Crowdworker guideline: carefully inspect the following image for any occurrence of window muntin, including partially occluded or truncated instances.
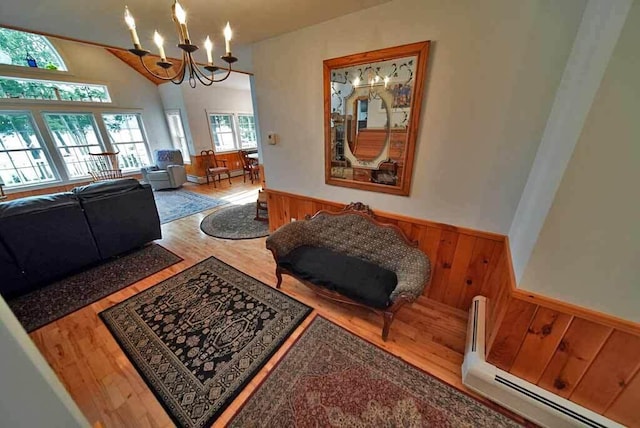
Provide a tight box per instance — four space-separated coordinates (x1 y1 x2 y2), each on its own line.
0 76 111 103
0 28 67 71
42 113 104 178
237 114 257 149
102 113 151 171
166 110 190 164
0 111 57 187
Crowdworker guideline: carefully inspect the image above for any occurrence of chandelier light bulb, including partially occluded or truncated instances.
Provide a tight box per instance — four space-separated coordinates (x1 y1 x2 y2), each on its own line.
174 1 187 24
384 76 390 88
353 76 360 87
204 36 213 65
124 6 141 47
153 30 166 61
124 7 136 29
224 22 232 54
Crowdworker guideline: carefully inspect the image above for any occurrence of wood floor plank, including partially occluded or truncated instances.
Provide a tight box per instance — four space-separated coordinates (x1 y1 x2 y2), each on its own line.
21 178 517 427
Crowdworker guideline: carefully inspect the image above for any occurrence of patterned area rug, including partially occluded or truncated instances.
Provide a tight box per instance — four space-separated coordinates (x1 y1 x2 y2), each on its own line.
100 257 311 428
231 316 521 427
8 244 182 333
153 189 228 224
200 203 269 240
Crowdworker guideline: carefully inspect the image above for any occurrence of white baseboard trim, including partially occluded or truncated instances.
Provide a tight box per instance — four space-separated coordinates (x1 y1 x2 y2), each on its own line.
463 297 623 428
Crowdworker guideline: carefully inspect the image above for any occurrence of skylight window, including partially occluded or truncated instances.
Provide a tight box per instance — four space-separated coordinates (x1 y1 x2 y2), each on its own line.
0 27 67 71
0 76 111 103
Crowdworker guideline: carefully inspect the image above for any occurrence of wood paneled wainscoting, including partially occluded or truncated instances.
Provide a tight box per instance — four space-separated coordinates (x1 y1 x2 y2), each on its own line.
185 152 245 180
264 188 510 313
264 188 640 427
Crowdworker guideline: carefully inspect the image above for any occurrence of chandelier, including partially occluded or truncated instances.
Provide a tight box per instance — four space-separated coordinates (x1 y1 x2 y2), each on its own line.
123 1 237 87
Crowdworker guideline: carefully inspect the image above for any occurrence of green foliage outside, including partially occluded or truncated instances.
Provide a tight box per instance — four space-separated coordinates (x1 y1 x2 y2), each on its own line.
0 77 110 102
0 28 65 69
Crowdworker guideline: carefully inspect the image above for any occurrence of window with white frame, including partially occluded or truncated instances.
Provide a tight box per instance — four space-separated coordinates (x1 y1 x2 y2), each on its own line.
0 111 57 187
0 76 111 103
237 114 257 149
165 110 190 164
42 113 105 178
208 113 257 152
208 114 236 152
102 113 151 171
0 27 67 70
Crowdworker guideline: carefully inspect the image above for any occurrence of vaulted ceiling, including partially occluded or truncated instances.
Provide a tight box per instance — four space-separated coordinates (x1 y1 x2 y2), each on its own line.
0 0 389 57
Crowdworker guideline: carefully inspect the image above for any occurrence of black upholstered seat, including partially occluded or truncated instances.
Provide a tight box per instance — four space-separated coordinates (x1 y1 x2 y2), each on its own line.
278 245 397 309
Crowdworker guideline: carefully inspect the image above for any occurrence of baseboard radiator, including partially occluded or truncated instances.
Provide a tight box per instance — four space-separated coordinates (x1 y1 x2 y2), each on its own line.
462 297 623 428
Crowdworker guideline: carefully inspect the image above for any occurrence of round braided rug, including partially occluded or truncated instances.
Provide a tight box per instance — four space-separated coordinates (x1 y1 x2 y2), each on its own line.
200 203 269 240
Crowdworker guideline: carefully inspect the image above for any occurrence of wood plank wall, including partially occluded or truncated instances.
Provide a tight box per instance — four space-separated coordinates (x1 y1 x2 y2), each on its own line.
264 188 508 312
486 248 640 427
265 188 640 426
185 153 244 178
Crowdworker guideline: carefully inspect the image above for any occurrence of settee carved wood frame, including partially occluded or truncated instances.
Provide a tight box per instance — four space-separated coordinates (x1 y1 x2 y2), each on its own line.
267 202 425 341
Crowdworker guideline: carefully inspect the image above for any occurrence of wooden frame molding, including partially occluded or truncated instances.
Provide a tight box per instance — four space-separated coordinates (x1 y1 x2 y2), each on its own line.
323 41 431 196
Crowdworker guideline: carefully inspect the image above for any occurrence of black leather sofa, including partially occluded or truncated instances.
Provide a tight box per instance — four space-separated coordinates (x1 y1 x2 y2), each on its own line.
0 179 161 299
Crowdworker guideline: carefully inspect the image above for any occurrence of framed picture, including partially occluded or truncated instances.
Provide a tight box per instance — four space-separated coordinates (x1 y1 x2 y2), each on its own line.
390 83 412 109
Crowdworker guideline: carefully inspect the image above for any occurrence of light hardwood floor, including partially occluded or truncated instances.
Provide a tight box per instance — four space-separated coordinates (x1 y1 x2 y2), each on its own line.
27 178 509 427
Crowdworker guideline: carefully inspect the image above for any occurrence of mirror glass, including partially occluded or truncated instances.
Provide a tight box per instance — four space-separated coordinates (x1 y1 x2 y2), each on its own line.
325 42 429 195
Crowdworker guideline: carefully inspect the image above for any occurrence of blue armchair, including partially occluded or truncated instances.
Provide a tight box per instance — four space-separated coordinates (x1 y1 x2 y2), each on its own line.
142 149 188 190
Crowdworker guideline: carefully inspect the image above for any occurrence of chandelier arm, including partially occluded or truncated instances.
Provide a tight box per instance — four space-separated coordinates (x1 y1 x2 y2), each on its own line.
137 55 183 81
189 58 234 84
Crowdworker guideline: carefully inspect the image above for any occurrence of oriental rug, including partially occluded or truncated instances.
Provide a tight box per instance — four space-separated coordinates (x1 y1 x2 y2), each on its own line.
153 189 227 224
230 316 521 427
99 256 311 428
8 244 181 332
200 203 269 240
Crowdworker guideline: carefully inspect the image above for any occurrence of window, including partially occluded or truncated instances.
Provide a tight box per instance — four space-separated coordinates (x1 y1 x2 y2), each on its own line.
102 113 151 171
237 114 257 149
165 110 190 164
208 113 258 152
208 114 236 152
0 76 111 103
0 111 57 187
43 113 104 178
0 28 67 70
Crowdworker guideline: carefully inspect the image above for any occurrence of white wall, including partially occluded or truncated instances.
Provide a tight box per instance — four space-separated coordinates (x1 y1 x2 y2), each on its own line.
179 82 254 154
0 297 88 427
520 0 640 322
508 0 632 282
252 0 586 234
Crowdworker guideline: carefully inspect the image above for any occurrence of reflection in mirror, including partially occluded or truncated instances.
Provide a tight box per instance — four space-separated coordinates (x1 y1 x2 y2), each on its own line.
325 42 429 195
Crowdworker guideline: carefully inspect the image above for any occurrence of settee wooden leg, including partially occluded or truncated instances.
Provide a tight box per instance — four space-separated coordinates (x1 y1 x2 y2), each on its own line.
382 311 394 341
275 268 283 289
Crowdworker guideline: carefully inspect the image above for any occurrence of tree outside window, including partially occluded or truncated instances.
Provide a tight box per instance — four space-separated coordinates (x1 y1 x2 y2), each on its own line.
0 28 67 70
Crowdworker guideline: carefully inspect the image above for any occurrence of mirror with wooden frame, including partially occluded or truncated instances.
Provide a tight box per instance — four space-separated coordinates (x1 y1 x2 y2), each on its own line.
324 41 430 196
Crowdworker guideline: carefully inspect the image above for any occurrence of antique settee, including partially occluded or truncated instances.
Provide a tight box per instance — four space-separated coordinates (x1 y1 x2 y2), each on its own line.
266 203 430 340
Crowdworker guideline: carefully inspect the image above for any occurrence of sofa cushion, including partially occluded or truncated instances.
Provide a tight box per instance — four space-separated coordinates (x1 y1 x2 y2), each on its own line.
72 178 142 199
278 245 397 309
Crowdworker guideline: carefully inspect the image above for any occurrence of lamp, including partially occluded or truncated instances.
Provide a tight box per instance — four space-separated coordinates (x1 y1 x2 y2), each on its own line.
124 1 237 88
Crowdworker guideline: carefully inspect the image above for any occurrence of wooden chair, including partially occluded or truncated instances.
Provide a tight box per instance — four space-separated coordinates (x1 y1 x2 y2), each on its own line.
239 150 260 184
201 150 231 187
255 189 268 221
88 151 123 182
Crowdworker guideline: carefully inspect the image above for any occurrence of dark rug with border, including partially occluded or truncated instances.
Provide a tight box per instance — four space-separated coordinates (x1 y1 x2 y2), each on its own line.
200 203 269 240
230 316 521 427
154 189 228 224
99 256 311 428
8 244 182 333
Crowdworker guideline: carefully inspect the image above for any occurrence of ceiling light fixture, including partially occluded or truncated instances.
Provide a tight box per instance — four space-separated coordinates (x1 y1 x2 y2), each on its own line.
124 1 237 87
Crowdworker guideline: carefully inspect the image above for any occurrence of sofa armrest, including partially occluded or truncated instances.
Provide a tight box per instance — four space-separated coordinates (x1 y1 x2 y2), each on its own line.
141 165 159 181
166 165 187 186
266 221 309 258
390 249 430 302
